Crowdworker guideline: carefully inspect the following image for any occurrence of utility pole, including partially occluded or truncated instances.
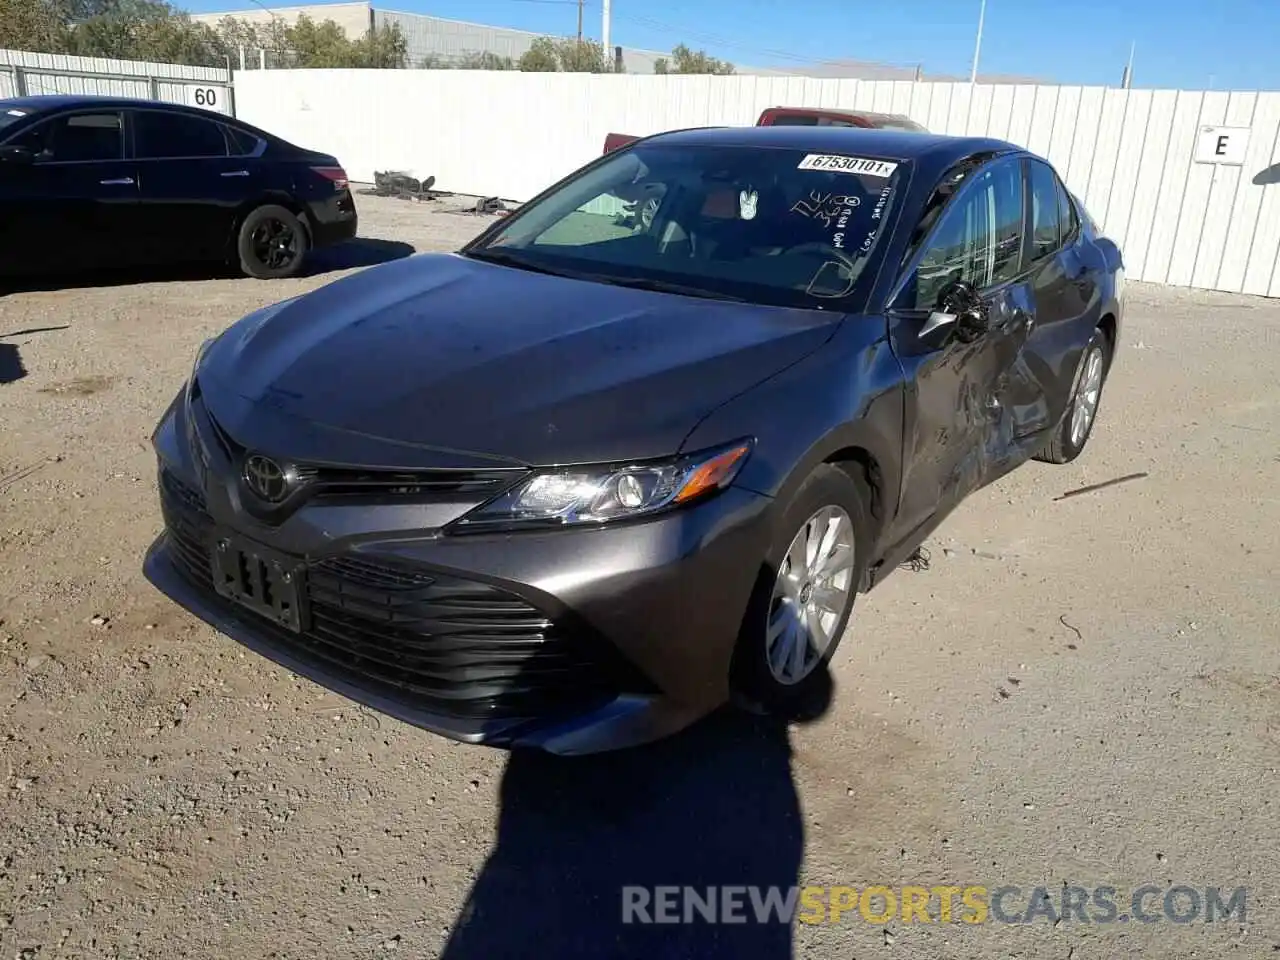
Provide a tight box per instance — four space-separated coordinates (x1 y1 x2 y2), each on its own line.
602 0 612 68
576 0 583 42
1121 40 1135 89
969 0 986 83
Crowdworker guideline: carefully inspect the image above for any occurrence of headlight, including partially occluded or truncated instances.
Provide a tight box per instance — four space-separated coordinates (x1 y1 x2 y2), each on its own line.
453 440 753 530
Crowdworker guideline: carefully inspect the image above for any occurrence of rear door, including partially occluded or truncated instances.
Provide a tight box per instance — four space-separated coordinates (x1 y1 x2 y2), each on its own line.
0 108 137 274
1008 158 1101 437
130 107 259 264
884 155 1036 545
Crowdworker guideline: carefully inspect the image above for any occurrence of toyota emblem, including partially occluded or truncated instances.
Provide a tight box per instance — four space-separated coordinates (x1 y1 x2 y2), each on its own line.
243 454 290 503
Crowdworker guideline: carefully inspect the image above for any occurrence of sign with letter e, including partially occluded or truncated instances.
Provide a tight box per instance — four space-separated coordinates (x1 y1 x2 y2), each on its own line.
1194 126 1250 165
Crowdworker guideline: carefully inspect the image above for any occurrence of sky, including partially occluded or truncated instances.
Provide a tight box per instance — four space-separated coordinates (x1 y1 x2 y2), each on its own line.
183 0 1280 91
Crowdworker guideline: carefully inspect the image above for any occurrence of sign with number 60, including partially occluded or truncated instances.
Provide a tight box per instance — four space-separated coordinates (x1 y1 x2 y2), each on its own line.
185 86 221 110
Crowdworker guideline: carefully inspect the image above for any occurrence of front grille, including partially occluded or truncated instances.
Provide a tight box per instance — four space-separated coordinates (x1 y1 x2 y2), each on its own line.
157 468 633 721
191 396 524 508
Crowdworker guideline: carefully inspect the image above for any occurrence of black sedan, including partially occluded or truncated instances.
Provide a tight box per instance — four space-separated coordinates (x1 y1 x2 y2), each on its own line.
0 95 357 280
143 126 1124 754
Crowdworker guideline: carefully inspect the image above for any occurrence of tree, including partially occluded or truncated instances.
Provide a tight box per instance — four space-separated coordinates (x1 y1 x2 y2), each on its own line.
517 36 559 72
0 0 407 69
654 43 734 75
457 50 514 70
0 0 72 53
516 36 608 73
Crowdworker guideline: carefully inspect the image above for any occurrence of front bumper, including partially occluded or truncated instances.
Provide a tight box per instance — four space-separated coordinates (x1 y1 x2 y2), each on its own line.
145 401 774 755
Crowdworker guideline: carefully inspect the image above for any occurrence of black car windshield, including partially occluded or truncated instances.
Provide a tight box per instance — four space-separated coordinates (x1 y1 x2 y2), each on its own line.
0 107 32 136
467 143 906 311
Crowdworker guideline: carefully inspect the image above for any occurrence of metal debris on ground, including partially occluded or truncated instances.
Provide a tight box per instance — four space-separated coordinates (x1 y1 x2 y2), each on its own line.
1059 615 1083 643
444 196 512 217
900 546 931 572
360 171 444 202
1052 471 1149 501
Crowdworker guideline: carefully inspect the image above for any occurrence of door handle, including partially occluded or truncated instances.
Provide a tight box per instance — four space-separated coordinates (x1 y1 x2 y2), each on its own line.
100 177 134 185
220 170 250 178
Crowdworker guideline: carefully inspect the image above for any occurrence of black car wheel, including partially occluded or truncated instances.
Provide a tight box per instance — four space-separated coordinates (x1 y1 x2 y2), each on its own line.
730 464 872 717
1034 325 1113 464
237 205 310 280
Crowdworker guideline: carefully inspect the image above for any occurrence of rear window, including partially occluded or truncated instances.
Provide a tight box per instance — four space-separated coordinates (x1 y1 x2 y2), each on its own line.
470 142 906 311
765 113 859 128
226 125 264 156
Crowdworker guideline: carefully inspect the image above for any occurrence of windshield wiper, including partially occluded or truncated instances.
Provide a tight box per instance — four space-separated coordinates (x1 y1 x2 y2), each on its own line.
464 247 582 279
582 275 747 303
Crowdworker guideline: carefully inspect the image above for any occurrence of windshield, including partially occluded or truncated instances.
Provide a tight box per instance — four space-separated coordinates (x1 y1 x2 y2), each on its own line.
0 107 32 137
466 142 906 311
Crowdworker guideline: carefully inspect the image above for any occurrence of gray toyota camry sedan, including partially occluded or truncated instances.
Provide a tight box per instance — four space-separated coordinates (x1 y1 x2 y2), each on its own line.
144 126 1124 754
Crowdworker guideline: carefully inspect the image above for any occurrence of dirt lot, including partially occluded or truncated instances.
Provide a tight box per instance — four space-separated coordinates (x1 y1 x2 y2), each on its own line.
1 194 1278 959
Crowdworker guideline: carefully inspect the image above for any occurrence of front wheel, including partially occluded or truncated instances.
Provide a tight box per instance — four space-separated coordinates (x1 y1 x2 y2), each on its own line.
237 204 310 280
730 464 872 717
1034 325 1112 464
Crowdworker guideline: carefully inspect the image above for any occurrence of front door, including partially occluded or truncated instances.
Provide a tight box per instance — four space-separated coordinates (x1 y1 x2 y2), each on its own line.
883 155 1034 546
0 109 137 275
130 108 254 265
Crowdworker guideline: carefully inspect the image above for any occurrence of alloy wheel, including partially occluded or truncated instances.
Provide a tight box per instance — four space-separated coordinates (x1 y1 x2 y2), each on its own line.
1070 344 1105 447
766 505 856 686
251 218 300 271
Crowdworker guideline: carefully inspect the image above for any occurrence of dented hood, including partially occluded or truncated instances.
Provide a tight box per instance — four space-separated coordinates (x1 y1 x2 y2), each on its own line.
198 253 841 466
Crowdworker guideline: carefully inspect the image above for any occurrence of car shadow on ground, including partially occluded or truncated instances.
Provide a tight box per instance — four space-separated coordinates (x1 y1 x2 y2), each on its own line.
0 238 416 294
303 238 416 274
440 668 833 960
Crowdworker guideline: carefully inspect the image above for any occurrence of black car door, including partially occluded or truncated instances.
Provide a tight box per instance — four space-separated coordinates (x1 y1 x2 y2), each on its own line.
0 108 138 275
883 155 1036 545
130 107 258 264
1005 159 1102 438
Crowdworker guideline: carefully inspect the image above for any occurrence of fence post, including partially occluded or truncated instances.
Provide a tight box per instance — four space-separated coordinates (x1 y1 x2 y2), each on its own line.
13 66 27 97
148 74 160 101
224 57 237 118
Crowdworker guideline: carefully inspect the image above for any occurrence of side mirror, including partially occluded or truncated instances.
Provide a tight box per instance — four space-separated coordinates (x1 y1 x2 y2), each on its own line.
0 145 34 165
920 278 989 343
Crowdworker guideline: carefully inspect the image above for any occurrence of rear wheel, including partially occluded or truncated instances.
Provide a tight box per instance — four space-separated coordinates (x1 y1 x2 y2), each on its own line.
237 204 309 280
1034 325 1112 464
730 464 872 717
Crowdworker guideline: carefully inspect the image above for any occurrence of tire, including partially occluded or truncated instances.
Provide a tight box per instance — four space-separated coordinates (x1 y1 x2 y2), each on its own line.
730 464 873 718
1034 325 1112 464
237 204 309 280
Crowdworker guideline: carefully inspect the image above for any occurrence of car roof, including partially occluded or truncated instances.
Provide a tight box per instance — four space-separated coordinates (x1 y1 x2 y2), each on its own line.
0 94 243 124
644 124 1018 166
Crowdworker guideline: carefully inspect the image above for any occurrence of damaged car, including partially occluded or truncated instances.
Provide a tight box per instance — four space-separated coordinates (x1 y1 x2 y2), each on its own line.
144 126 1124 755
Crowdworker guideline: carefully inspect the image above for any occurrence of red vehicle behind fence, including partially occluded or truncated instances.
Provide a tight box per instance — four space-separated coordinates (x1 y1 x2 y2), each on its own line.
603 106 927 153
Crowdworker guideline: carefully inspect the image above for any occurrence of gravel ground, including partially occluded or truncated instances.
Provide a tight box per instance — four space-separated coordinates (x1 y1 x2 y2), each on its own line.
1 194 1278 960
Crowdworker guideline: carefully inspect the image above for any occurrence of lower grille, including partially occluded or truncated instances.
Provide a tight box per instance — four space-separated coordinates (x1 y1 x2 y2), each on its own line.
157 469 633 721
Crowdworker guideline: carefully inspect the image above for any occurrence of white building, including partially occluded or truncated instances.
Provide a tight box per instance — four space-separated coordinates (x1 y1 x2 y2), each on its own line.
186 2 1042 81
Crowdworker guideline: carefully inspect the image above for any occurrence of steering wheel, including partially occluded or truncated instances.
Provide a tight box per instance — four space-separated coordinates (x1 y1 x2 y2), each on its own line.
782 242 858 273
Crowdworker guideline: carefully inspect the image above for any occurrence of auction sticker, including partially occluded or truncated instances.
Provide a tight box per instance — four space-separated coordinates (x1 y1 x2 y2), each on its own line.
797 154 898 178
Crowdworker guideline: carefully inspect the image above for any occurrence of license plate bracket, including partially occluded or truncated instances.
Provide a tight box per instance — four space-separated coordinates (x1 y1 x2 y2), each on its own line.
210 533 307 633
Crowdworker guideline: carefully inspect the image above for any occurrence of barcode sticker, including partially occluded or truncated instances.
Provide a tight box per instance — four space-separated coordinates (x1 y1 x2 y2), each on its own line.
797 155 899 178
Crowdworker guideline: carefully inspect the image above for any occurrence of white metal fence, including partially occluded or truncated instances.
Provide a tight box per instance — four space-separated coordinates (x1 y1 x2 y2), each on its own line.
0 49 234 116
233 70 1280 297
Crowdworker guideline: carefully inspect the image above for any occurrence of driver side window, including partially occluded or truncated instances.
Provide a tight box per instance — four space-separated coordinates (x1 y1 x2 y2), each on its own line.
908 158 1024 310
9 111 124 163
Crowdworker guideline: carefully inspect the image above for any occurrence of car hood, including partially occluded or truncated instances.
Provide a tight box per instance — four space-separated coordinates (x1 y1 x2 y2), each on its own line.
199 253 842 466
